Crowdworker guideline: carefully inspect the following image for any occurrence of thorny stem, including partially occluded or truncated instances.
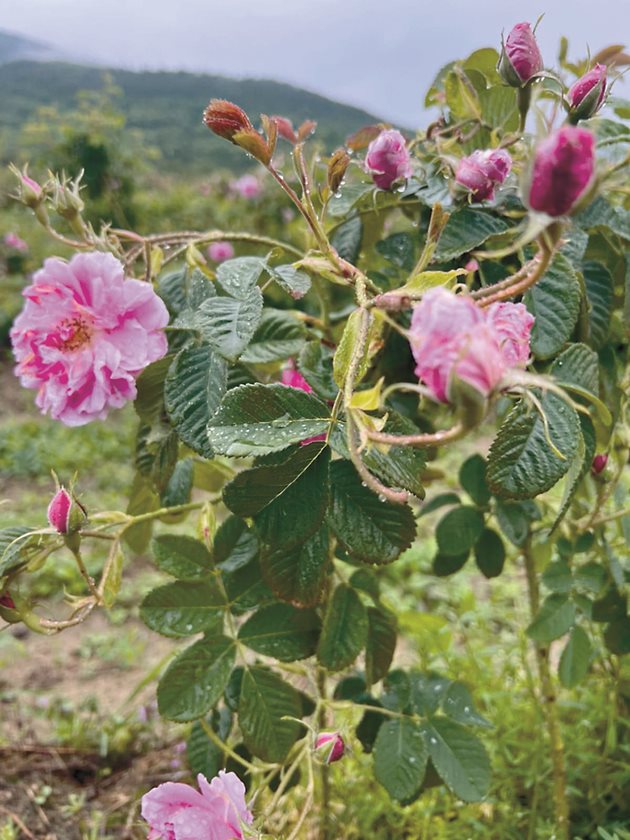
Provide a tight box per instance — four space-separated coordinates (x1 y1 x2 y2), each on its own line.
365 422 466 449
71 547 101 603
471 243 554 307
522 538 570 840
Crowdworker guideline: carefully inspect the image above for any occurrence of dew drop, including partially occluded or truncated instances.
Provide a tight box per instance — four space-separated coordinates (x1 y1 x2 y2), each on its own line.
464 706 470 714
430 737 437 744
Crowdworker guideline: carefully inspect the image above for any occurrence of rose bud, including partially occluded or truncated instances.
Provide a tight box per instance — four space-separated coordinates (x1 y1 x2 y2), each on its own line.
207 241 235 263
271 115 297 144
315 732 345 764
498 22 544 86
527 126 596 217
455 149 512 201
591 453 608 475
328 148 351 194
365 129 413 190
47 487 87 534
568 64 607 123
203 99 253 142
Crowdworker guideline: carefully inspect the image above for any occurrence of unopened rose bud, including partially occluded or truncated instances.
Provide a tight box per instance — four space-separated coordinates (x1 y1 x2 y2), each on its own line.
0 593 16 610
207 241 235 263
52 177 85 229
591 453 608 475
296 120 317 142
365 129 412 191
455 149 512 202
527 126 596 217
47 486 87 535
271 115 297 144
10 165 49 226
203 99 253 141
0 592 20 624
498 22 544 87
328 148 351 194
315 732 345 763
568 64 607 123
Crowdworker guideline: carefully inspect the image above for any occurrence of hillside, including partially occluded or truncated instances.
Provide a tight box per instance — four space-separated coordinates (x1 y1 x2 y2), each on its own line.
0 59 383 174
0 30 60 64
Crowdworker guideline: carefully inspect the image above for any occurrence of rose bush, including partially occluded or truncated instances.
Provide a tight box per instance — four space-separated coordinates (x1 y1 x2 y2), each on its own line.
1 17 628 840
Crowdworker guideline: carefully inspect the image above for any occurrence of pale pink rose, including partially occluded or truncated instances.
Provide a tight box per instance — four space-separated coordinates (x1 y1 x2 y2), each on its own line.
499 22 544 86
4 232 28 252
485 301 534 366
11 251 169 426
315 732 345 763
365 129 413 190
141 771 252 840
207 241 235 263
455 149 512 201
527 126 596 217
568 64 607 121
231 174 262 199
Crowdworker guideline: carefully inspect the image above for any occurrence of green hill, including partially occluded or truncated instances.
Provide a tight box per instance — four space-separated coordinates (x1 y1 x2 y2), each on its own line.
0 59 383 174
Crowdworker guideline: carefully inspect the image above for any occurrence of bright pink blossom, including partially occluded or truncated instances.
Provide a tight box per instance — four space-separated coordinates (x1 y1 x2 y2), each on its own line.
409 287 533 403
207 241 235 263
315 732 345 763
499 22 544 85
568 64 607 121
4 232 28 252
281 361 313 393
47 487 72 533
528 126 596 217
11 251 169 426
141 771 252 840
365 129 413 190
455 149 512 201
231 174 261 199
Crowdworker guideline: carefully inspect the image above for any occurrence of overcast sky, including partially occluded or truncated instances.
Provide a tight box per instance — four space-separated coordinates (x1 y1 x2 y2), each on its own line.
2 0 628 124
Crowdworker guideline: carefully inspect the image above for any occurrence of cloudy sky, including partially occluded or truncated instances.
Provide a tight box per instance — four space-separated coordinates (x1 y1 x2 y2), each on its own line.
2 0 628 123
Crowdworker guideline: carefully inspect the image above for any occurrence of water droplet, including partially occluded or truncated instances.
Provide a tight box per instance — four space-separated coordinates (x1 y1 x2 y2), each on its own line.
409 757 417 764
186 624 193 632
433 685 441 692
378 494 387 502
464 706 470 714
430 737 437 744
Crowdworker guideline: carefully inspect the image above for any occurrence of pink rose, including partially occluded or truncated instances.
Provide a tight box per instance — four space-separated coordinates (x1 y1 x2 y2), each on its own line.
4 232 28 252
409 288 533 404
527 126 596 217
499 22 544 86
11 251 169 426
455 149 512 201
281 361 313 393
568 64 607 122
365 129 413 190
47 487 72 533
141 770 253 840
231 174 261 199
207 241 235 263
315 732 345 763
591 453 608 475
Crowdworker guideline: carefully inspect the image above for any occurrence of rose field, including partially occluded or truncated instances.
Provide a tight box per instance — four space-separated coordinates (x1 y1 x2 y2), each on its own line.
0 11 629 840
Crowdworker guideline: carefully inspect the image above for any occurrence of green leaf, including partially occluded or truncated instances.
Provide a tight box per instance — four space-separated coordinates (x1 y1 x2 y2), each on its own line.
373 719 428 803
134 355 174 422
216 256 266 299
223 556 274 613
575 196 630 240
238 603 320 661
478 86 519 132
387 269 463 299
160 457 193 508
317 584 368 671
102 542 123 609
582 261 613 350
549 431 587 533
327 461 416 564
473 529 505 578
196 291 263 362
366 607 398 685
526 594 576 643
433 552 469 576
551 342 599 396
331 215 363 264
424 719 491 802
419 493 461 517
558 626 592 688
239 309 306 364
159 268 187 314
436 506 485 557
187 717 226 779
376 232 416 270
207 384 330 457
408 672 450 715
487 394 581 499
268 264 312 300
239 667 302 762
140 581 225 637
524 253 581 360
261 525 331 607
327 183 373 218
298 341 338 401
157 636 235 721
442 682 492 729
213 517 259 572
0 527 50 577
459 454 491 506
151 534 214 579
434 209 509 261
165 344 227 459
495 500 539 546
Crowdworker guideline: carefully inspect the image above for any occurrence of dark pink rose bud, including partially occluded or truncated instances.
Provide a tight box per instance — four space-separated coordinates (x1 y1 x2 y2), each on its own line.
591 453 608 475
315 732 345 763
365 129 413 190
455 149 512 201
499 22 544 86
47 487 87 534
528 126 596 217
568 64 607 123
0 593 16 610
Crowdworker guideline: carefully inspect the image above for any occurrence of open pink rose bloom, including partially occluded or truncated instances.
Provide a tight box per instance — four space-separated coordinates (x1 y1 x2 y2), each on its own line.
10 251 169 427
409 287 534 403
141 771 253 840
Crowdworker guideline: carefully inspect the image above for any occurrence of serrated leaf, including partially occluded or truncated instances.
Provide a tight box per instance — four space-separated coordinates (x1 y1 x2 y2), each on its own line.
434 209 509 261
239 309 306 364
157 635 235 721
558 626 592 688
366 607 397 685
389 269 464 298
261 524 331 607
549 431 586 533
151 534 214 579
374 719 428 803
298 341 338 401
433 552 469 576
213 517 259 573
524 253 581 360
526 594 576 643
495 500 539 546
268 264 312 299
327 183 373 218
0 527 50 577
442 682 492 729
436 506 484 556
196 290 263 362
216 257 266 299
327 461 416 564
239 667 302 762
223 556 274 613
331 215 363 264
140 581 225 637
424 719 491 802
238 603 320 661
473 529 505 579
161 457 193 508
317 584 368 671
207 384 330 457
376 232 415 270
187 716 226 779
134 355 174 422
575 196 630 240
582 261 613 350
165 345 227 459
487 394 581 499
